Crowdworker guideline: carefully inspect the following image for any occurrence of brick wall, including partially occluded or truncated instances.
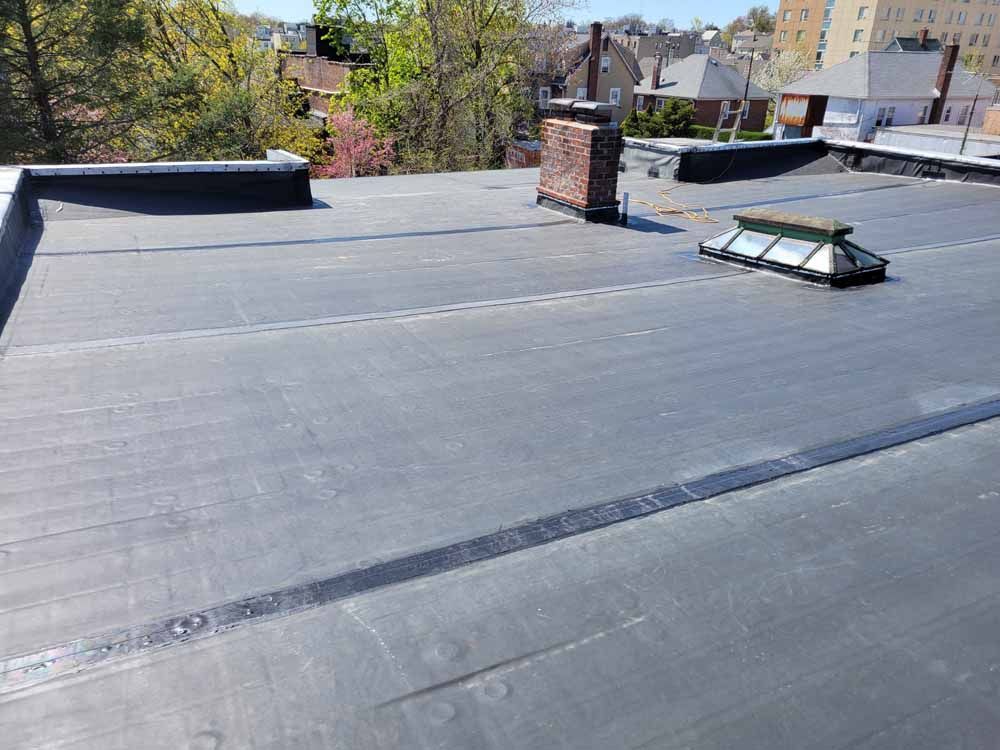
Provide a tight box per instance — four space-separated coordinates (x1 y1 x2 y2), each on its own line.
537 118 622 209
691 99 769 132
281 55 350 96
505 140 542 168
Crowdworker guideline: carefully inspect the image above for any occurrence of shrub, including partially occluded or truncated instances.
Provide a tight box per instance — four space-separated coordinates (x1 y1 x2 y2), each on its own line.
622 99 695 138
687 124 772 141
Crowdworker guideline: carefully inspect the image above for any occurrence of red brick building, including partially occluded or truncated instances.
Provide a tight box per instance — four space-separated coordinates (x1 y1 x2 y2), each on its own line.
634 54 771 132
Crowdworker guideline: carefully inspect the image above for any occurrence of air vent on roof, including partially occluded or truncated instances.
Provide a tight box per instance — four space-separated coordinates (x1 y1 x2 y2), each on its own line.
698 208 889 287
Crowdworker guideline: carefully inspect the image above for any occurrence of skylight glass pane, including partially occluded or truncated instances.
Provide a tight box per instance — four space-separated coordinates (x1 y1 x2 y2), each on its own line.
724 230 776 258
702 226 740 250
843 243 885 268
762 237 820 267
834 246 857 273
802 244 832 274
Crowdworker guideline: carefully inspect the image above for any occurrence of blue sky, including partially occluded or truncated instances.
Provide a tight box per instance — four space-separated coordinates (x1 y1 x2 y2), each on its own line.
233 0 769 29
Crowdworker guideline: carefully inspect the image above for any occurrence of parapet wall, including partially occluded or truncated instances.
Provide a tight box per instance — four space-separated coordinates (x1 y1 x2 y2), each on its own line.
0 169 29 302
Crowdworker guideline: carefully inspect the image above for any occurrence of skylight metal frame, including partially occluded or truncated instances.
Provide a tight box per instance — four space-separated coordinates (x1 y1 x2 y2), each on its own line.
698 209 889 287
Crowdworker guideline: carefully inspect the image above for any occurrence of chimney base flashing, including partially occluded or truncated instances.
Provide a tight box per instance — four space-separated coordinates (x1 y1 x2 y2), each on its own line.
536 192 621 224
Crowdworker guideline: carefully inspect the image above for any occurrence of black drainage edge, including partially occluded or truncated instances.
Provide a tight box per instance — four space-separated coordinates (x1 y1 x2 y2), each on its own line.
4 396 1000 693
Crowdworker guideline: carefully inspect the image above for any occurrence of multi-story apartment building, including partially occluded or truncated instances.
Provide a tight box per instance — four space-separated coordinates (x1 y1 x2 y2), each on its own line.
774 0 1000 78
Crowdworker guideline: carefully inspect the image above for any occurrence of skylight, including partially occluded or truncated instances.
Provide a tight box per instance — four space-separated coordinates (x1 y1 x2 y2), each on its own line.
698 208 889 287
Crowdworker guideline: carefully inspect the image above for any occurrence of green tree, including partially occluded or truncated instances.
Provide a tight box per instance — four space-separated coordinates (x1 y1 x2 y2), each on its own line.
0 0 148 162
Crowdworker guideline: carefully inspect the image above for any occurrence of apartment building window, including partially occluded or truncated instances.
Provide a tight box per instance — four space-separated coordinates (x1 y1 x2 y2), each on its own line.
600 55 610 73
984 33 991 45
609 87 621 106
914 8 924 20
853 28 865 41
877 28 887 40
947 10 954 23
783 9 792 20
944 105 952 121
958 105 970 124
779 30 789 41
993 54 1000 65
971 32 979 43
917 105 928 124
851 50 860 56
896 7 904 19
858 6 869 18
977 12 985 24
820 29 828 40
881 6 891 19
636 95 645 109
797 29 807 41
886 106 896 126
958 11 967 23
801 8 810 20
576 86 587 99
875 106 886 126
989 13 996 25
952 32 961 42
941 31 948 42
824 7 833 19
928 9 937 21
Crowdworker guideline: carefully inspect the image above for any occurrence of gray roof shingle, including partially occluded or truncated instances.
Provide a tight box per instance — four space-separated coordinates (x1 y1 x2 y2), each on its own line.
780 51 995 100
635 54 771 99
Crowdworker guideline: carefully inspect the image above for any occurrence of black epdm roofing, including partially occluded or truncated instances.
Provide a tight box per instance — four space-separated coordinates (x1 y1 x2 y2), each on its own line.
3 163 1000 749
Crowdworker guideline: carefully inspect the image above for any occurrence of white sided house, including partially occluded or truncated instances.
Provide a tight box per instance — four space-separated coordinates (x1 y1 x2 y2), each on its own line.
774 50 996 142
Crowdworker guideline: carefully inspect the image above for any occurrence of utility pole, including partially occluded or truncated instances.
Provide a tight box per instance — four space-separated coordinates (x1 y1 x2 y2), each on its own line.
741 34 757 128
960 70 985 156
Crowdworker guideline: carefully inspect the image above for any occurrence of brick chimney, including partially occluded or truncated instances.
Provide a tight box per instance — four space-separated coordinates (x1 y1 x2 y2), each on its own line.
917 27 929 49
929 44 960 124
536 100 623 224
652 52 663 90
587 22 602 100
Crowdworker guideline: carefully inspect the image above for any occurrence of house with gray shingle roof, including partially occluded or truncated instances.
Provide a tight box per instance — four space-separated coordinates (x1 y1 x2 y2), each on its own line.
774 50 996 141
633 54 771 131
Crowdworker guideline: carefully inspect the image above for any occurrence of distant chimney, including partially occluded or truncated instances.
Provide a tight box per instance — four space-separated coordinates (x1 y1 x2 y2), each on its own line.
587 22 602 100
917 27 929 48
537 100 623 224
652 52 663 89
929 44 960 124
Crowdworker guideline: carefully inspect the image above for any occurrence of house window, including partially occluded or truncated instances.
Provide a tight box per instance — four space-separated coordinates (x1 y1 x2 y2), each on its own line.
655 98 665 110
917 105 928 124
801 8 810 20
896 7 904 19
858 5 869 18
600 55 610 73
538 86 550 106
875 106 886 126
928 9 937 22
742 100 750 118
720 101 731 120
609 87 621 106
958 105 970 124
914 8 924 21
970 32 979 44
886 106 895 126
576 86 587 99
853 28 865 41
943 105 952 122
797 29 807 41
783 9 792 21
636 95 645 109
779 30 789 41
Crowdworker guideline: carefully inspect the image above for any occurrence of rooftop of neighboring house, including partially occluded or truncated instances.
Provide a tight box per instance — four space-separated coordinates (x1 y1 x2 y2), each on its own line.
636 53 772 99
3 140 1000 748
562 30 643 83
781 51 996 100
885 34 943 52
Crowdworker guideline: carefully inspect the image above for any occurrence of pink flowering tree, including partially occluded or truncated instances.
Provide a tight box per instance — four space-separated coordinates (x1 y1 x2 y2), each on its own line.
312 110 395 178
